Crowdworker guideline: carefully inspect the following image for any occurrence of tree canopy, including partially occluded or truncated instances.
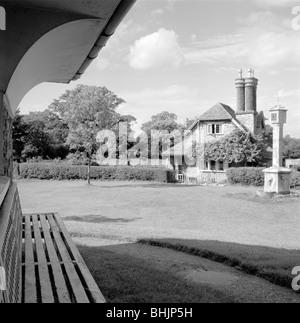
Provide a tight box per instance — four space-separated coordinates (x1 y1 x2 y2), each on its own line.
13 109 69 161
49 85 135 183
283 135 300 159
204 130 268 166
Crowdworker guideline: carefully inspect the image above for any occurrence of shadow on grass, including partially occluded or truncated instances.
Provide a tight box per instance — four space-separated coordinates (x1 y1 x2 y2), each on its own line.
77 243 235 303
138 238 300 292
64 215 142 224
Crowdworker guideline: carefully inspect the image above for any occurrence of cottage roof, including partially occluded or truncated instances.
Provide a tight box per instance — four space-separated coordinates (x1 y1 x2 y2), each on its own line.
199 103 236 121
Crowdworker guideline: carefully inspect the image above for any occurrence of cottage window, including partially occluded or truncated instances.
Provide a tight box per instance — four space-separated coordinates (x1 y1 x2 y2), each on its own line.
219 161 224 171
207 124 223 135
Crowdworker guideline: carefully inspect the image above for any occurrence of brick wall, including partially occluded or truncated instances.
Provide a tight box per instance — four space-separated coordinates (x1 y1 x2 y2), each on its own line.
2 104 13 178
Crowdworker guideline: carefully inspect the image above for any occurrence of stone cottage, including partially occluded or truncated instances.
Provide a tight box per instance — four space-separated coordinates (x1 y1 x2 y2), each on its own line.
163 69 266 177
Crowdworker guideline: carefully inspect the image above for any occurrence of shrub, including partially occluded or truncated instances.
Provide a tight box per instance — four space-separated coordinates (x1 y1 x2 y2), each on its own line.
291 170 300 188
18 163 176 183
227 167 265 186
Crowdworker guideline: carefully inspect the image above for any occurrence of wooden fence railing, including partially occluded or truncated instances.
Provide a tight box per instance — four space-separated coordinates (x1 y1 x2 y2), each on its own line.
0 180 22 304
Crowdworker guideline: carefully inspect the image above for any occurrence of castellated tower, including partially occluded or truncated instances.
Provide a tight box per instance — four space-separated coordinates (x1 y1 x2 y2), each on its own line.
235 68 259 134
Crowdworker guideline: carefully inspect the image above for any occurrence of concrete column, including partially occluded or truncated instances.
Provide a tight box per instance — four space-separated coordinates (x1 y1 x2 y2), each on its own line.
235 78 245 112
0 93 4 176
273 124 284 168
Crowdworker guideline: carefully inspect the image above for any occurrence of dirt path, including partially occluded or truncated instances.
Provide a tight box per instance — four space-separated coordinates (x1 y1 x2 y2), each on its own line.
76 239 300 304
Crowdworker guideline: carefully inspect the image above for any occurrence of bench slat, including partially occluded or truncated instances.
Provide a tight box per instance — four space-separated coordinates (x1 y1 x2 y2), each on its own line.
47 214 90 303
54 213 106 303
31 215 55 304
39 215 71 303
22 213 104 303
24 216 37 304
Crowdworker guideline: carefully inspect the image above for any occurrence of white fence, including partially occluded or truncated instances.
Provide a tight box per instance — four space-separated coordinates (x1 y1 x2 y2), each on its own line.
178 170 227 184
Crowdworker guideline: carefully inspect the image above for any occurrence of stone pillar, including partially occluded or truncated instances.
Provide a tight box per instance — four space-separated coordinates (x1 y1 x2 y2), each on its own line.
235 70 245 112
245 69 258 113
272 123 284 168
263 105 291 194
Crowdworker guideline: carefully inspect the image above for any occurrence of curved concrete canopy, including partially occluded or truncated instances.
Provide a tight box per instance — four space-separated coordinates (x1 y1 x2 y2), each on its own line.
5 19 105 115
0 0 136 116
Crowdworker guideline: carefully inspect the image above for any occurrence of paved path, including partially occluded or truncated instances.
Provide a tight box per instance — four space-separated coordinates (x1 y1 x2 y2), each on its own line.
18 180 300 249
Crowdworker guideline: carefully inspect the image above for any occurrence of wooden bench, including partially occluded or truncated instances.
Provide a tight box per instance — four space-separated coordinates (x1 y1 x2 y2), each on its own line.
0 180 105 303
22 213 106 303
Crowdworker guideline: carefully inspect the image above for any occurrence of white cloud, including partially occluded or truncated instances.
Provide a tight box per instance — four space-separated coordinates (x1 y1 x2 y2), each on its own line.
119 85 220 131
129 28 184 70
184 10 300 70
252 0 299 8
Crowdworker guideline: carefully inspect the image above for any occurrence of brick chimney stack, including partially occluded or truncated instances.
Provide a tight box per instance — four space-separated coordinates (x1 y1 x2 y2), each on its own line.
245 68 258 113
235 69 245 112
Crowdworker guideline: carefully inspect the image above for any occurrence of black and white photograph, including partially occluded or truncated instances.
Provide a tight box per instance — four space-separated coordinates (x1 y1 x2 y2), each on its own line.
0 0 300 308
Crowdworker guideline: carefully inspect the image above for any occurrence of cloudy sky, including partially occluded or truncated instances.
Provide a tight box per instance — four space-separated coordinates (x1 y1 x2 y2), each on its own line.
20 0 300 136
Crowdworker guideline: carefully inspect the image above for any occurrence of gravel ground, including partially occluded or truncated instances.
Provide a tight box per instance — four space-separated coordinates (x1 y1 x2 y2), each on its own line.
17 180 300 249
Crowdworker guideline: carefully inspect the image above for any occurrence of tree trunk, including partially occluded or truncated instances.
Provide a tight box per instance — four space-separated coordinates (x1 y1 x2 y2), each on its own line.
88 158 91 185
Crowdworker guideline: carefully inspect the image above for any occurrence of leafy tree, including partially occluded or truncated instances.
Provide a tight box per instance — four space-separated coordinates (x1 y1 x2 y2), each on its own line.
49 85 132 184
23 109 69 159
261 125 273 149
12 110 28 162
283 135 300 159
141 111 184 159
141 111 183 135
204 130 267 166
13 109 53 161
184 117 199 130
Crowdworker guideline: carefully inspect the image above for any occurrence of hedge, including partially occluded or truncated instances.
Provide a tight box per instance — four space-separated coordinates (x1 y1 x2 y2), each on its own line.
291 171 300 188
227 167 265 186
17 163 176 183
227 167 300 188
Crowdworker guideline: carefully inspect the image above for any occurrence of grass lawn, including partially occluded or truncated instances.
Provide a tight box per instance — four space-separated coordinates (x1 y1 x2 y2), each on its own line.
17 180 300 302
78 242 300 303
139 239 300 290
77 245 235 303
18 180 300 249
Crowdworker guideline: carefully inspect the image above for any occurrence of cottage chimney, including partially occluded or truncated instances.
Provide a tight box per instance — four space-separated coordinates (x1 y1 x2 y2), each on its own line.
245 68 258 113
235 69 245 112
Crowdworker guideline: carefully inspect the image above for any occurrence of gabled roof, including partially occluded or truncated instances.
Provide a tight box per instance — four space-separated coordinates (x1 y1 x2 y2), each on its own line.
188 103 236 131
199 103 236 121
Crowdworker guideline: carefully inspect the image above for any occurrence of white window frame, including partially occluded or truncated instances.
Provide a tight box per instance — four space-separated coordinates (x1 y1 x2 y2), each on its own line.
207 123 223 135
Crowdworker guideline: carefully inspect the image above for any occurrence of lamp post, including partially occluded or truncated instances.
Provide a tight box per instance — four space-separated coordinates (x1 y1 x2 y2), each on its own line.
263 105 291 194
